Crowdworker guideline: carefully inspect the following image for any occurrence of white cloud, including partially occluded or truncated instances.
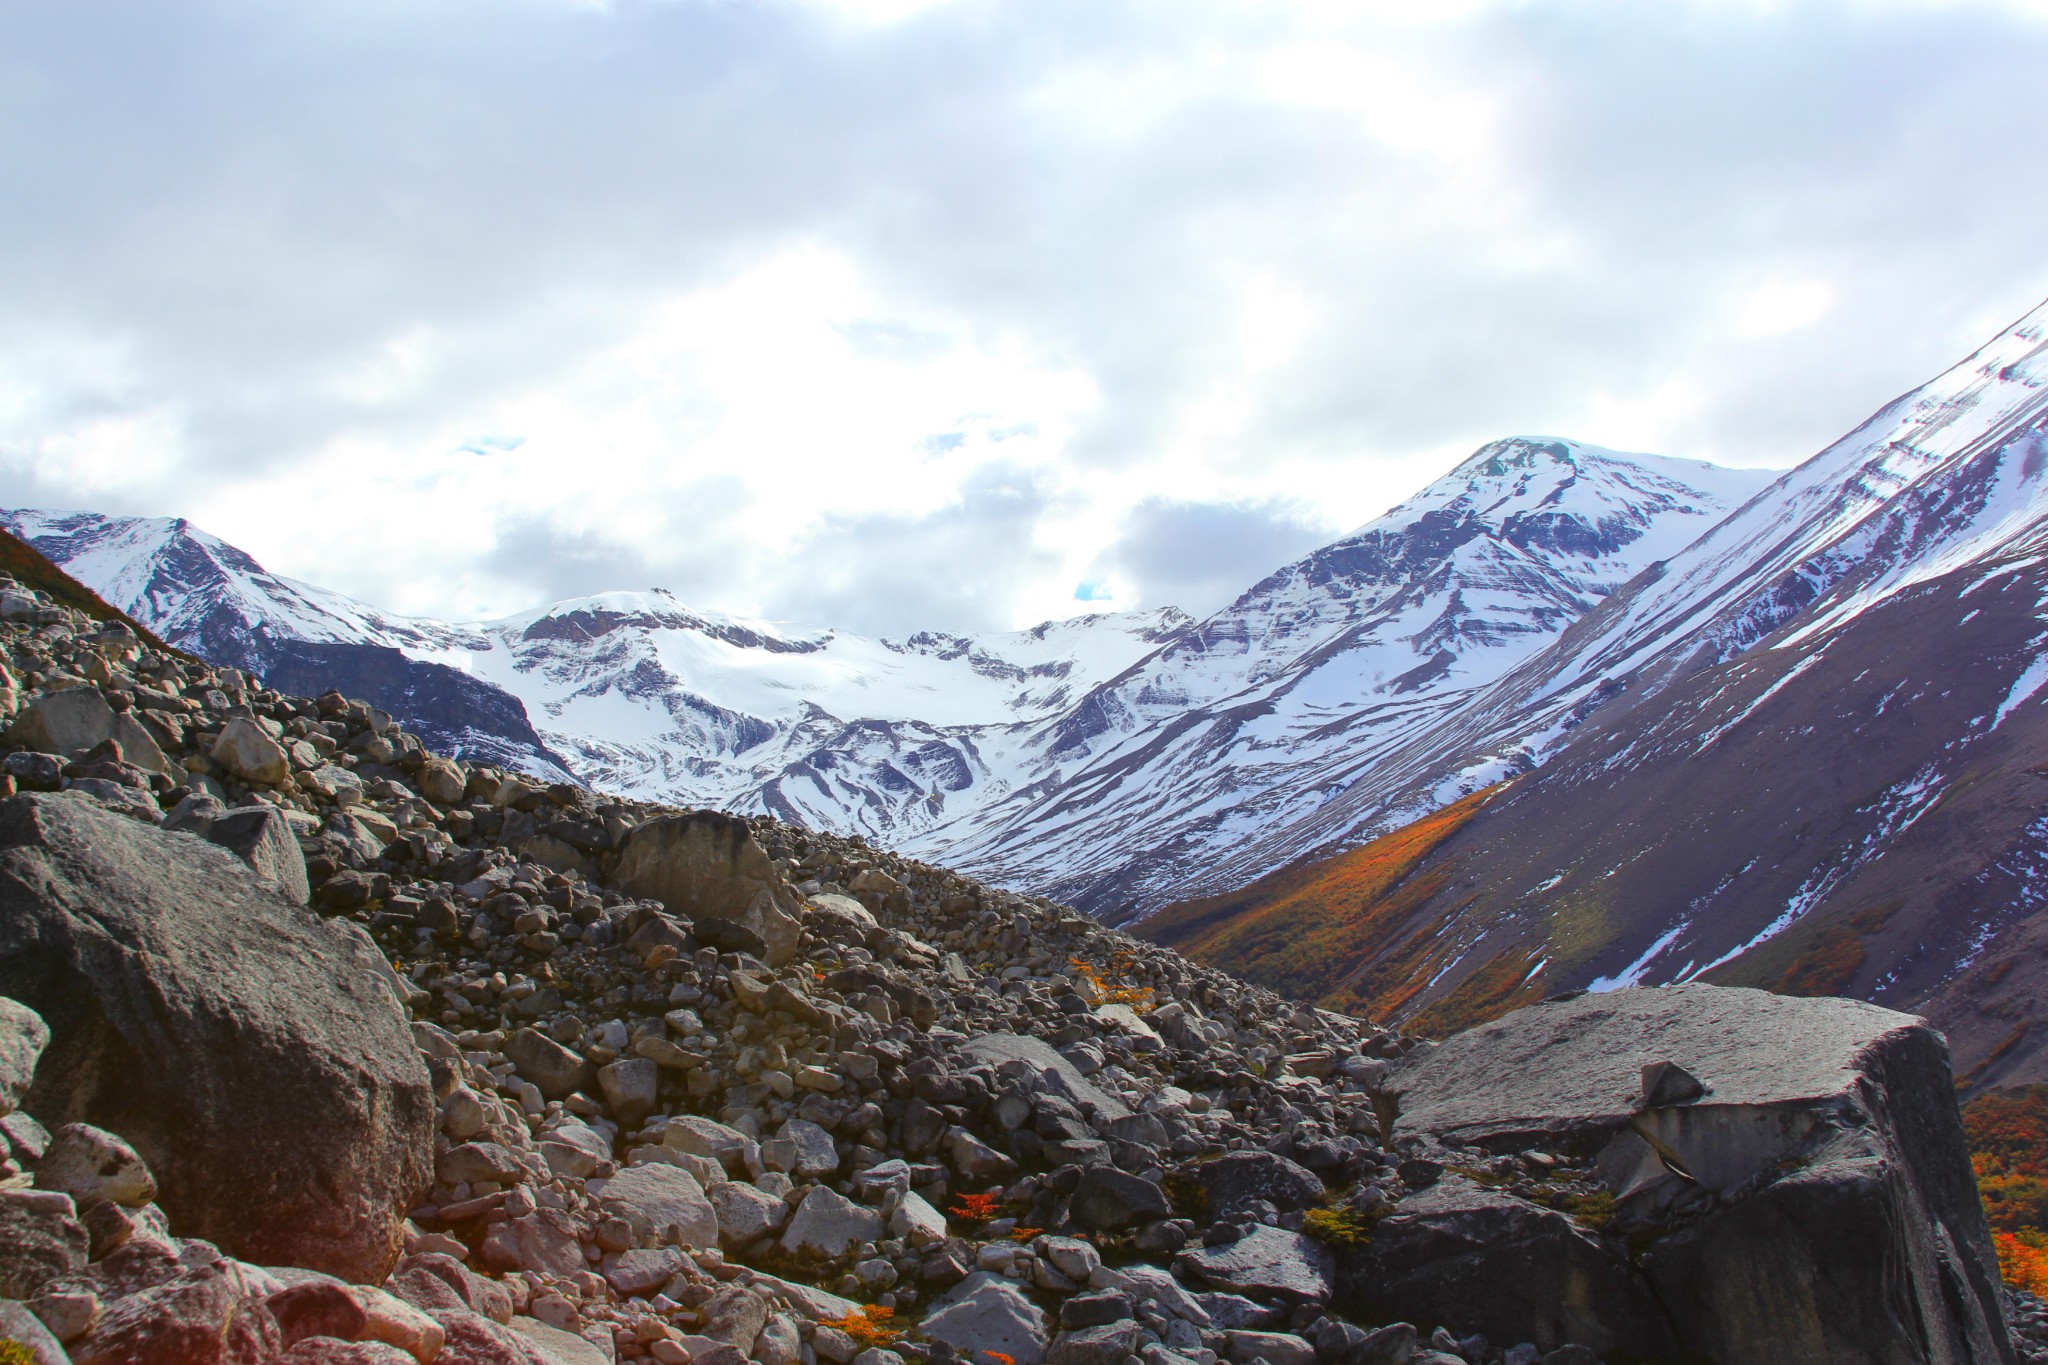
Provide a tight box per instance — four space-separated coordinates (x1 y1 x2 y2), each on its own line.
0 0 2046 632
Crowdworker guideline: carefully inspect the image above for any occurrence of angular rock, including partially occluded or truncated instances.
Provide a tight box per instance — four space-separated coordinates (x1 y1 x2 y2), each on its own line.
1386 984 2010 1362
1049 1322 1143 1365
602 1246 687 1297
504 1028 595 1103
211 716 291 785
0 793 434 1282
598 1056 658 1129
436 1142 530 1187
34 1122 156 1211
0 1190 89 1300
477 1209 586 1278
614 811 804 966
0 994 49 1115
711 1180 789 1248
415 758 468 806
775 1117 839 1178
599 1164 719 1249
69 1253 284 1365
1070 1166 1171 1232
9 689 168 774
202 804 311 904
1176 1225 1334 1305
922 1272 1052 1365
665 1115 754 1174
778 1186 883 1259
1224 1331 1315 1365
1194 1151 1325 1217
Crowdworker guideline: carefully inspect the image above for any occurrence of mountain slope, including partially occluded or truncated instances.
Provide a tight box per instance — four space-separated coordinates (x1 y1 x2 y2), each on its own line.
1143 296 2048 1089
0 508 1196 843
906 438 1769 919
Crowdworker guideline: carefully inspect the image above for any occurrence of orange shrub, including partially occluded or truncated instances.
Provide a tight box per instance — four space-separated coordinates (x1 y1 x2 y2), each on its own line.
949 1191 1003 1222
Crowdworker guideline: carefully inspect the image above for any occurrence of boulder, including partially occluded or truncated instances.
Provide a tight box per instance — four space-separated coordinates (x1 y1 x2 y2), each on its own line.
34 1122 157 1211
8 689 167 774
920 1272 1051 1365
504 1028 595 1102
1193 1151 1325 1217
775 1117 840 1178
201 805 311 905
0 1299 68 1365
1344 1177 1674 1357
0 1189 89 1299
210 716 291 785
711 1180 789 1247
1048 1322 1143 1365
1175 1225 1334 1305
415 757 468 806
1380 983 2011 1363
1070 1166 1171 1232
69 1250 284 1365
614 811 804 966
598 1164 719 1249
0 793 434 1282
597 1056 658 1129
0 994 48 1114
779 1186 883 1259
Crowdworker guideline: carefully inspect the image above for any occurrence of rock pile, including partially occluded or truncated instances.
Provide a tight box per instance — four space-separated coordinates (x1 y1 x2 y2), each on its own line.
0 571 2021 1365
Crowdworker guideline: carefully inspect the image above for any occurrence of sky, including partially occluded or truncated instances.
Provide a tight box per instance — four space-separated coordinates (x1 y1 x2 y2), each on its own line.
3 0 2048 636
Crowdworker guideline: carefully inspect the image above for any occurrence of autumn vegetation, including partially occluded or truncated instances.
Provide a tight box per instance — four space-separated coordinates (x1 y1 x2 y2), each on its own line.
1138 786 1504 1022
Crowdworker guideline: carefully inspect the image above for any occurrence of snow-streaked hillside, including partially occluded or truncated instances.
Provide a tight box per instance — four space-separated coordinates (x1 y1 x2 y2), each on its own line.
5 437 1761 913
0 505 1195 844
899 438 1770 918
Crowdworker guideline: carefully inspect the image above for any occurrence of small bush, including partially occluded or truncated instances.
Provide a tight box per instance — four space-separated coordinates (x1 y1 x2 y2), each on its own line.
821 1305 901 1349
1303 1206 1376 1248
1555 1190 1617 1230
0 1341 37 1365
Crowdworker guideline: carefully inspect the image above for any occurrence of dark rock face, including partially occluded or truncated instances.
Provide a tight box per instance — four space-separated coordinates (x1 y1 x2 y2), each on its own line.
0 792 435 1282
247 639 574 779
1372 984 2012 1363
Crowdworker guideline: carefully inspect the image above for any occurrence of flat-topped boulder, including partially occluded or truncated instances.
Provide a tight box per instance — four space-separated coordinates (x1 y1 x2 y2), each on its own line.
1361 984 2009 1363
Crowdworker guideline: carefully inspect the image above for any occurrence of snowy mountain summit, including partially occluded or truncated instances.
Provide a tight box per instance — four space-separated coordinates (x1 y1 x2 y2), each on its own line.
2 434 1763 916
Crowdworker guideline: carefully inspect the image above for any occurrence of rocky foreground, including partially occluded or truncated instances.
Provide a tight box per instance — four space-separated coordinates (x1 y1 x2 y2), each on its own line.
0 573 2032 1365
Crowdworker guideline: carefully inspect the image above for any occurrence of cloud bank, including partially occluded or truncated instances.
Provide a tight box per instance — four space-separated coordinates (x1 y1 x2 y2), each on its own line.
3 0 2046 634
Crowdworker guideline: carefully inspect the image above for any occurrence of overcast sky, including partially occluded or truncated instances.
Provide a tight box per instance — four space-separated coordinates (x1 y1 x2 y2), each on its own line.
4 0 2047 635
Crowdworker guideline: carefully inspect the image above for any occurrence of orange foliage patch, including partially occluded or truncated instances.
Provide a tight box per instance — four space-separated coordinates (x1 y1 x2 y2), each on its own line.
821 1306 900 1349
980 1353 1016 1365
948 1192 1003 1222
1139 786 1505 1019
1069 951 1155 1012
1776 926 1866 997
1998 1232 2048 1297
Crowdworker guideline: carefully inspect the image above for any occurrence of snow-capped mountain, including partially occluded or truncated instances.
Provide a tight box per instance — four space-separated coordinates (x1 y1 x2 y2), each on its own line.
1142 296 2048 1087
3 439 1761 915
0 507 1196 844
903 438 1768 919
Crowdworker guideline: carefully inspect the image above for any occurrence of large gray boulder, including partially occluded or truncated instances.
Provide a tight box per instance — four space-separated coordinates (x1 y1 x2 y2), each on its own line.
955 1033 1133 1121
614 811 803 966
1369 984 2011 1363
0 793 435 1282
920 1272 1051 1365
6 687 168 775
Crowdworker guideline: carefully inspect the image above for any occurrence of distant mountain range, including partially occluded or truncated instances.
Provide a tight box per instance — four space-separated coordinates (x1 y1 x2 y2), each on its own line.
19 295 2048 1092
3 435 1758 918
1140 296 2048 1090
